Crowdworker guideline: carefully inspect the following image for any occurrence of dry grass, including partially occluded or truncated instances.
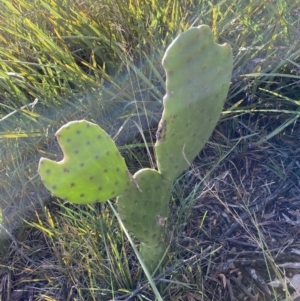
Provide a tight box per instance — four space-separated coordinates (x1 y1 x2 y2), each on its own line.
0 0 300 300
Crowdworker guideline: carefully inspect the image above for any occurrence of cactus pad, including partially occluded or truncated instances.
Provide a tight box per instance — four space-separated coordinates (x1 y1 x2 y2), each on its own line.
154 25 233 181
38 120 131 204
117 168 171 272
117 168 170 245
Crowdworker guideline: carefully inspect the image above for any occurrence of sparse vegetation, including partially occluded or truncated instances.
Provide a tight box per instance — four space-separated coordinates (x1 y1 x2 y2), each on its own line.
0 0 300 300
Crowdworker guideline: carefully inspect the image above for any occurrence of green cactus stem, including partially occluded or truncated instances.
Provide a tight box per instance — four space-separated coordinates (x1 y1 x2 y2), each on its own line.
154 25 233 182
117 168 171 273
39 120 131 204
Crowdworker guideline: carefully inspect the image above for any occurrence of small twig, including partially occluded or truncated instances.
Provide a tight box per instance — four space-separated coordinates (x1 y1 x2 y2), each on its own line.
225 238 259 248
230 276 258 301
226 278 235 301
244 267 271 295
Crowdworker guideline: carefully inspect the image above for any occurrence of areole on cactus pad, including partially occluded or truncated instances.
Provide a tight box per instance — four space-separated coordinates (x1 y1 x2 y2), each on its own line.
38 25 233 274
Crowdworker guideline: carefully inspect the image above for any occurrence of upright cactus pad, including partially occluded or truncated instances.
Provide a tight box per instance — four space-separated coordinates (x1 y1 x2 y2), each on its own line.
117 168 171 272
39 120 131 204
154 25 233 181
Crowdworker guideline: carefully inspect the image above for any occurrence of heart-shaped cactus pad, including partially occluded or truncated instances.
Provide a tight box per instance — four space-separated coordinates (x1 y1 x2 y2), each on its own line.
38 120 131 204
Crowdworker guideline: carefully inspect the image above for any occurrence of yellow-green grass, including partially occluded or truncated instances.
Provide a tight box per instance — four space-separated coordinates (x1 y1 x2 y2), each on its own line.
0 0 300 300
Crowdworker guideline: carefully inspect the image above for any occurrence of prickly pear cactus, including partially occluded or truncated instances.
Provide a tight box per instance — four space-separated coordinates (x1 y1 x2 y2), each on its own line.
39 120 131 204
117 168 171 273
37 25 233 276
154 25 233 181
